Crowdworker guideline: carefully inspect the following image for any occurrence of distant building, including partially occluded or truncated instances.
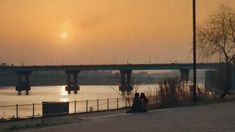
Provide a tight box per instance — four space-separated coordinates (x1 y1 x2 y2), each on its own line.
205 68 235 92
0 63 14 66
80 70 112 75
0 63 7 66
205 70 216 91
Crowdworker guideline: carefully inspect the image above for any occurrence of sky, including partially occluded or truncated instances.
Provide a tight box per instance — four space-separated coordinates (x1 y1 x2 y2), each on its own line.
0 0 235 65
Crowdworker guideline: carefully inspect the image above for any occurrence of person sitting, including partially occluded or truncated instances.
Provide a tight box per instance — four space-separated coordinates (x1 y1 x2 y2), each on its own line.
140 92 149 112
126 92 141 113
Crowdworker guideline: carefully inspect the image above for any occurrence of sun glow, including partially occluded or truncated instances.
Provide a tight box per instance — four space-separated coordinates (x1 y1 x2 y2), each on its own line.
60 86 69 102
61 32 69 39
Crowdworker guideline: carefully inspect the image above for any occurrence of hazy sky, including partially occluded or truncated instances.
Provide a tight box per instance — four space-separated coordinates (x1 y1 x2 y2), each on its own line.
0 0 235 65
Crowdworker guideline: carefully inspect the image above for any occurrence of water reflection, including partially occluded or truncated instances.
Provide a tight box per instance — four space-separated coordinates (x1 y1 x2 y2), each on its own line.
60 86 69 102
0 85 159 106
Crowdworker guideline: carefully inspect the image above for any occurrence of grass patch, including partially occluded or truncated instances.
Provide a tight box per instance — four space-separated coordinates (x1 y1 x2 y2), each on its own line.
7 121 51 131
5 116 80 131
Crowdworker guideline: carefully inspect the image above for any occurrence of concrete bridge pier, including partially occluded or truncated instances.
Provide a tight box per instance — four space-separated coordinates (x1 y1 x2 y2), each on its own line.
180 69 190 82
119 70 133 93
65 70 80 94
16 71 31 95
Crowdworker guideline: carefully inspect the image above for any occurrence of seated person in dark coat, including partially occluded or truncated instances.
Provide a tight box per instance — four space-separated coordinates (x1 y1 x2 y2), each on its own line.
140 92 149 112
126 92 141 113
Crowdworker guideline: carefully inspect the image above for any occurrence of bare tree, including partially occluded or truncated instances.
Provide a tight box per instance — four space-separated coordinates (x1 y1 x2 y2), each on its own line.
197 5 235 98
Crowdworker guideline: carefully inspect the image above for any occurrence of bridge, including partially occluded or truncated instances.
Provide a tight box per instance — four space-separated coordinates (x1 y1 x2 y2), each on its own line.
0 63 221 72
0 63 222 95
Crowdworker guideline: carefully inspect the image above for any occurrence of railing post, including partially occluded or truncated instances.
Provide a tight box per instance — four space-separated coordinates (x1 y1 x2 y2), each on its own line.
125 98 128 108
117 98 119 109
97 99 99 111
86 100 88 112
107 99 109 110
16 104 19 119
148 96 151 105
74 100 76 114
32 103 35 118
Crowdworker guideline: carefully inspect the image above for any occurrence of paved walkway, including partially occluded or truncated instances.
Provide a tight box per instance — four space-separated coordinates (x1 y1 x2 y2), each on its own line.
16 101 235 132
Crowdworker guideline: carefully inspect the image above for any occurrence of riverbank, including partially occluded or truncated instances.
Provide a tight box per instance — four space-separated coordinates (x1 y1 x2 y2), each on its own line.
1 100 235 132
0 109 128 131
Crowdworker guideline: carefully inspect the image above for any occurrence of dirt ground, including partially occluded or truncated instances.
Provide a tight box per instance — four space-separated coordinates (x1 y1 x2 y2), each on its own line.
2 101 235 132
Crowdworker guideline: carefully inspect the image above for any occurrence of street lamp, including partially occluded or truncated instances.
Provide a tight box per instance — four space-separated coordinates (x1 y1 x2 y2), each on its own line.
192 0 197 102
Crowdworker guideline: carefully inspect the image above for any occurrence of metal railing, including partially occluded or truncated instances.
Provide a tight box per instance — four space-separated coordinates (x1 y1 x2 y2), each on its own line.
0 97 134 121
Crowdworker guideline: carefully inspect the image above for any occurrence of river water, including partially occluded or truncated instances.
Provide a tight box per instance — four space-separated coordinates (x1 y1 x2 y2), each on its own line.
0 85 158 119
0 85 158 105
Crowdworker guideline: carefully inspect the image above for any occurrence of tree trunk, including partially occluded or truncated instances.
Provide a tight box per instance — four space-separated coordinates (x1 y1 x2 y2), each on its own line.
220 61 231 99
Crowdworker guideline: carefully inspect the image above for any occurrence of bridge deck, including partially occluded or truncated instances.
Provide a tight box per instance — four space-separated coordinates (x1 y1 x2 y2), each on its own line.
0 63 222 72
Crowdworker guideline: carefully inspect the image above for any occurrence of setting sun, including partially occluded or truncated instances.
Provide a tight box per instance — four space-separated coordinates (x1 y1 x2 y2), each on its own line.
61 32 69 39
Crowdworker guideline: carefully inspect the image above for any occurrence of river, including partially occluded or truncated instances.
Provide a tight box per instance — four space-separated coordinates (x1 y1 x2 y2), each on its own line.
0 85 158 119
